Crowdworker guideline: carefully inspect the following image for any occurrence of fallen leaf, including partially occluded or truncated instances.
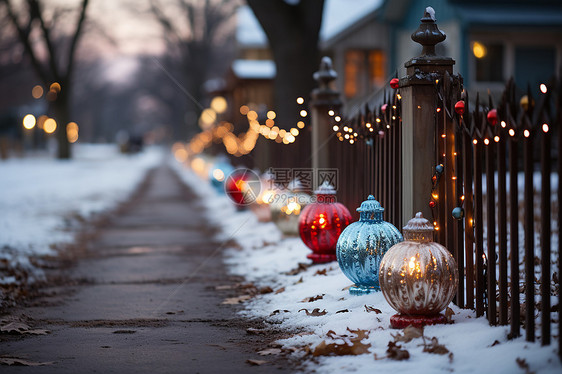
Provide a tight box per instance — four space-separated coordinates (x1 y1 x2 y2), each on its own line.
259 286 274 294
246 359 268 366
445 307 455 322
422 337 449 355
300 294 324 302
516 358 534 374
491 340 500 347
336 309 349 314
0 357 54 366
298 308 327 316
392 325 423 343
364 305 382 314
274 287 285 294
386 341 410 360
269 309 290 316
294 277 304 285
341 285 352 291
448 352 454 363
257 348 282 356
222 295 252 305
285 263 309 276
314 269 328 276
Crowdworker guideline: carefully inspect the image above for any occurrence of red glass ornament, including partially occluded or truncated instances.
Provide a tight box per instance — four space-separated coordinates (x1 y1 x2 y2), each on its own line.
487 109 498 125
390 78 399 89
454 100 465 115
299 183 352 263
429 201 436 208
224 169 260 205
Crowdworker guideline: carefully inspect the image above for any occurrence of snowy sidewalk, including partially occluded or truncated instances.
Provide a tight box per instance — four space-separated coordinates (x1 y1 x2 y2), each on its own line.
0 164 292 373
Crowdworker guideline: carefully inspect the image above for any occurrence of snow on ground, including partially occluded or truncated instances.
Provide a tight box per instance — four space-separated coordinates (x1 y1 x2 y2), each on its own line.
0 144 162 285
173 159 561 374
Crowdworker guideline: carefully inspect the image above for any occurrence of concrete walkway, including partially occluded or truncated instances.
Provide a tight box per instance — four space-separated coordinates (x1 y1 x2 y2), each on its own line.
1 165 291 373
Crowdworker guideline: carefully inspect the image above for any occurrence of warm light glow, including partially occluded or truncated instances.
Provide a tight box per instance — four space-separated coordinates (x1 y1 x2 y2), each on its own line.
318 213 327 229
199 108 217 129
32 85 43 99
509 129 515 137
290 128 299 136
267 111 276 120
300 110 308 117
343 126 349 132
436 107 441 113
484 138 490 145
366 123 371 128
349 139 355 144
296 97 304 105
334 116 341 122
494 136 500 142
174 148 188 162
432 193 439 200
441 133 446 138
540 84 547 94
50 82 61 93
22 114 36 129
328 110 335 116
66 122 79 143
43 118 57 134
265 118 274 127
210 96 227 114
461 195 465 201
212 168 225 182
408 256 416 271
333 125 339 131
283 201 301 215
542 123 549 133
240 105 249 115
247 110 258 121
500 121 507 128
472 41 487 59
397 94 402 100
524 129 530 138
297 121 305 129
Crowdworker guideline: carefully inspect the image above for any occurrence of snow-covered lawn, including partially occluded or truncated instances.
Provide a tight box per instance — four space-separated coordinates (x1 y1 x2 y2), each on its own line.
173 160 561 374
0 144 162 286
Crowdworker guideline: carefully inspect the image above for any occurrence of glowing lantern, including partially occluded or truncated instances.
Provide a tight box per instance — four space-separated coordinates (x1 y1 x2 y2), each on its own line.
270 180 311 236
298 182 352 263
336 196 402 295
379 212 458 328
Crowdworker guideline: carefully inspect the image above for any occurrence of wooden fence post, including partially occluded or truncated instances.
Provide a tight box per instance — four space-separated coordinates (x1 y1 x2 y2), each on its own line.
399 8 454 226
311 57 342 190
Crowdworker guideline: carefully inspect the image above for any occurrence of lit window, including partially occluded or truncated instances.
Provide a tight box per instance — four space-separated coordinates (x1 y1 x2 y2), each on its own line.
344 49 386 98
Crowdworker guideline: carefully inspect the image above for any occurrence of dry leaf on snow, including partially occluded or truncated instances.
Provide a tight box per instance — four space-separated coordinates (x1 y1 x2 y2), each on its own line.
392 325 423 343
313 328 371 357
386 341 410 360
300 294 324 302
422 336 450 355
298 308 327 316
364 305 382 314
269 309 290 316
274 287 285 294
257 348 282 356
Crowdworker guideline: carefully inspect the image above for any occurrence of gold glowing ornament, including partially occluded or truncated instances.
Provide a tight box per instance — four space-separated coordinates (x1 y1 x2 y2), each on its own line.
269 179 311 236
379 212 458 328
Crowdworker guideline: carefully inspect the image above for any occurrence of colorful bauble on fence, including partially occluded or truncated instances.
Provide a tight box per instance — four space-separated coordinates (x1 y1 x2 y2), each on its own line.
487 109 498 125
270 180 311 236
336 195 403 295
454 100 465 115
390 78 400 89
379 212 459 328
298 182 352 264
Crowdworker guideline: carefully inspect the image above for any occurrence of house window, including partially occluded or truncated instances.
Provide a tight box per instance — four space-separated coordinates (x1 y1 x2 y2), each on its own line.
472 41 504 82
345 49 386 98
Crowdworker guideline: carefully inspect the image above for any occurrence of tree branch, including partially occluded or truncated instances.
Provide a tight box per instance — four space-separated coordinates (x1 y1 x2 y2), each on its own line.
30 0 61 81
0 0 49 84
65 0 89 81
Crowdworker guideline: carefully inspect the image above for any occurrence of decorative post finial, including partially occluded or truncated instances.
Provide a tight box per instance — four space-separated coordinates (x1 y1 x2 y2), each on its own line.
411 7 446 57
313 56 337 90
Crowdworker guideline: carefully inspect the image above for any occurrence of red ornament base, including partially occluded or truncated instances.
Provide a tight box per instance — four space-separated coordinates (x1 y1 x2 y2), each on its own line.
306 252 337 264
390 313 448 329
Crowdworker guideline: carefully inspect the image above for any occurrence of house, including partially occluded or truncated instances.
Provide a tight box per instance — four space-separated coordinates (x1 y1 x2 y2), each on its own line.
231 0 562 114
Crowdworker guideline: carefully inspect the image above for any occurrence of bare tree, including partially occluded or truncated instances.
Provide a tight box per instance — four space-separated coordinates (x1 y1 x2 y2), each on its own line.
148 0 238 139
0 0 90 159
246 0 324 168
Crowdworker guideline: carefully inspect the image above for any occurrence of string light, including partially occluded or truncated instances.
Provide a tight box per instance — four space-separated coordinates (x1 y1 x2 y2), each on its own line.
328 110 335 116
500 121 506 128
484 138 490 145
540 84 547 94
524 129 530 138
542 124 549 133
296 97 304 105
494 136 500 142
509 129 515 137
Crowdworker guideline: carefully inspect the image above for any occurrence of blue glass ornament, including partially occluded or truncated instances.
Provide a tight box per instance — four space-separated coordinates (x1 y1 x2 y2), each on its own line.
452 207 464 219
209 161 233 194
336 195 403 295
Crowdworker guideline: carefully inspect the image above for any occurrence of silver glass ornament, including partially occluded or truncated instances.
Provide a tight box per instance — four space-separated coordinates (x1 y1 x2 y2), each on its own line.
336 195 403 295
379 212 458 318
270 180 311 236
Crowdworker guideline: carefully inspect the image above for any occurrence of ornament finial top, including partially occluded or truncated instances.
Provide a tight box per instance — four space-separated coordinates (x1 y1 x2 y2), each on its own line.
314 181 336 195
411 6 446 57
357 195 384 222
403 212 434 242
313 56 338 89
